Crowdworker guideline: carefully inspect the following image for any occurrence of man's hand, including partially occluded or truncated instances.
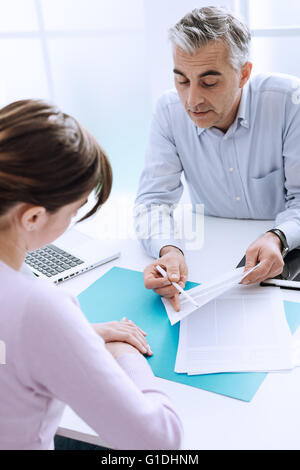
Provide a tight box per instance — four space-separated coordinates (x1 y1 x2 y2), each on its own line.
241 232 285 285
143 246 188 312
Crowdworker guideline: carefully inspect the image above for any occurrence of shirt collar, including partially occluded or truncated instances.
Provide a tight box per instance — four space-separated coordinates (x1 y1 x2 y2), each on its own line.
237 80 250 128
196 81 250 136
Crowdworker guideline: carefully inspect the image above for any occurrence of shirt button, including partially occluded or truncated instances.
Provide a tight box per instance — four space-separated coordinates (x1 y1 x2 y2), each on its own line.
236 196 241 201
242 120 248 126
229 168 234 173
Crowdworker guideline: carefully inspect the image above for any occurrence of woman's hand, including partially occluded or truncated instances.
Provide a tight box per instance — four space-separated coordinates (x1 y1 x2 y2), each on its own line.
93 318 153 356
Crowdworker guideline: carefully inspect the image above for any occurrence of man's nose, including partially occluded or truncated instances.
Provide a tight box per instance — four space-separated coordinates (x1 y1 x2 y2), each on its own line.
187 84 205 109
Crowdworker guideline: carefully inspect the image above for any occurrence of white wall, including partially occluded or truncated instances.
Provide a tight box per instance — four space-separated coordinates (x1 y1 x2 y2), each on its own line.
249 0 300 77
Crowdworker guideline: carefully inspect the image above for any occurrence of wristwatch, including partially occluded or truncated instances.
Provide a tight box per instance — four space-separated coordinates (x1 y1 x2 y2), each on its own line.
267 229 289 258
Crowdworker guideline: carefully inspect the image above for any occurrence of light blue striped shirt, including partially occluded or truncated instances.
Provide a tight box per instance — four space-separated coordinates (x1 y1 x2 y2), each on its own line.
134 73 300 258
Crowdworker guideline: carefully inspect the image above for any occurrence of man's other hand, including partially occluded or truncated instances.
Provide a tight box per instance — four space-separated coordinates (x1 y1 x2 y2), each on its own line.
143 246 188 312
241 232 284 285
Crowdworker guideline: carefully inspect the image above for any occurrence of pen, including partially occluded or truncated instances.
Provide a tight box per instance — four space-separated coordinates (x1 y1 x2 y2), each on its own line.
155 265 200 309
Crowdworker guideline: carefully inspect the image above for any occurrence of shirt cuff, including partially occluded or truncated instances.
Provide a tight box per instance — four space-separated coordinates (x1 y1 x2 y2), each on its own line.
117 353 158 390
149 239 185 259
275 220 300 251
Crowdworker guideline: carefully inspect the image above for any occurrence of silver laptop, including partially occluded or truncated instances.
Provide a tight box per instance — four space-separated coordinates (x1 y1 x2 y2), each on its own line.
25 228 121 284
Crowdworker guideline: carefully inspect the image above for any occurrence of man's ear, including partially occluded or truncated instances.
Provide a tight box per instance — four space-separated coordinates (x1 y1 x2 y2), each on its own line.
20 205 47 232
239 61 253 88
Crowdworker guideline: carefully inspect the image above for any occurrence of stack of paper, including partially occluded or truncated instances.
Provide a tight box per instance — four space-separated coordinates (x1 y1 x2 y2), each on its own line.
162 265 260 326
162 268 300 375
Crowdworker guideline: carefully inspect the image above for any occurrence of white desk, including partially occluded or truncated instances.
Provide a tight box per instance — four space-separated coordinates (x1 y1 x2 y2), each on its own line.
56 215 300 450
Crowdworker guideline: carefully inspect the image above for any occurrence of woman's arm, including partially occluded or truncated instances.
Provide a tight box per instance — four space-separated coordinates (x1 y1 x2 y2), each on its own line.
17 288 183 450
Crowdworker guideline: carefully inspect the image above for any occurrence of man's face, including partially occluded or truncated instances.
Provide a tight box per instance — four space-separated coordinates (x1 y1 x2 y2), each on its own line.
173 41 247 131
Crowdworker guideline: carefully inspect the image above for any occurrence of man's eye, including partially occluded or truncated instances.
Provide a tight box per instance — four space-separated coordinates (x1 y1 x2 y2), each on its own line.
178 81 189 86
203 82 217 88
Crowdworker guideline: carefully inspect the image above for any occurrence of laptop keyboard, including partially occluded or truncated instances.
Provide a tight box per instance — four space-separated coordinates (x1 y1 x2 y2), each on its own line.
25 244 84 278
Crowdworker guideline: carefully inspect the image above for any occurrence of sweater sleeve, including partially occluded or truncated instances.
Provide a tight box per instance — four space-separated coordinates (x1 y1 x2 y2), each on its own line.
16 286 183 450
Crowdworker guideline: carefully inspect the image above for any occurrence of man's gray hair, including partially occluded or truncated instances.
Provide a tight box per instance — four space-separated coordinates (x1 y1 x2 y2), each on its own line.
168 6 251 70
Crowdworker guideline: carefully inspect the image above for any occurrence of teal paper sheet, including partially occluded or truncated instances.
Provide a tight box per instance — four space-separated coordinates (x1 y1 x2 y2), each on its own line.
78 267 300 402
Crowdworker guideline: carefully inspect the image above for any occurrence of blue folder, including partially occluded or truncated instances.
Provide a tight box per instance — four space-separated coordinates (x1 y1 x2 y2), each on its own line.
78 267 300 402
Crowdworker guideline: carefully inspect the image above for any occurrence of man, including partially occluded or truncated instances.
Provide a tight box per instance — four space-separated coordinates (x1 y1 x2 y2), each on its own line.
134 6 300 311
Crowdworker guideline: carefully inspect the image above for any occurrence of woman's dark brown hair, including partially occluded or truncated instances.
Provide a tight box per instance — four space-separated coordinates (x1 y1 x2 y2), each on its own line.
0 99 112 221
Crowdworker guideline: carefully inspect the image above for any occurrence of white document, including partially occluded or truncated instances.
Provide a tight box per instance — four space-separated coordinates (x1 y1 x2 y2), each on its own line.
162 265 261 326
175 285 296 375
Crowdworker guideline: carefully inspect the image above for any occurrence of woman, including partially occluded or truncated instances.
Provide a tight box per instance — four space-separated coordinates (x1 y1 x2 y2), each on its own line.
0 100 183 450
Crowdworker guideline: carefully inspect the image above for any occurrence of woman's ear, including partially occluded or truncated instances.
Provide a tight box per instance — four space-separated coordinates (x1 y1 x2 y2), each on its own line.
20 206 47 232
